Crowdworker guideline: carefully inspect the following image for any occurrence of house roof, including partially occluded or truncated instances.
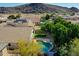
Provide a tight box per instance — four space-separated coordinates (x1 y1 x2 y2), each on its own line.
22 15 40 23
0 27 33 43
31 16 40 23
14 18 27 23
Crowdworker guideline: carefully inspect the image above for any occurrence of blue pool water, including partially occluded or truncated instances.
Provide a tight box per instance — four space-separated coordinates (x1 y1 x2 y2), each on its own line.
37 40 52 53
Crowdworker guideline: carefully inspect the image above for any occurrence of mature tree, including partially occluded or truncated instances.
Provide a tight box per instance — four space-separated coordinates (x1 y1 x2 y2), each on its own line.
52 23 69 47
40 15 79 55
45 14 50 20
17 40 44 56
41 16 79 47
58 38 79 56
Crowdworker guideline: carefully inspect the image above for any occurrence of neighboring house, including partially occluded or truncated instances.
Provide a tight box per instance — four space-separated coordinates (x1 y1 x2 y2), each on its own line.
74 12 79 15
14 18 27 23
63 16 79 20
6 18 34 27
24 16 41 26
32 17 40 26
0 27 33 49
51 15 79 20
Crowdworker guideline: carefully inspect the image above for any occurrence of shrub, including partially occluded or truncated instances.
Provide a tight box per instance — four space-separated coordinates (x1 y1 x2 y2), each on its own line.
68 38 79 56
16 14 21 19
8 14 21 20
8 15 16 19
34 34 47 38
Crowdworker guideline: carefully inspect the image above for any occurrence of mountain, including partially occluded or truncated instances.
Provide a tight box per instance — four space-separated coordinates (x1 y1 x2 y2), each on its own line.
0 3 78 14
70 7 79 12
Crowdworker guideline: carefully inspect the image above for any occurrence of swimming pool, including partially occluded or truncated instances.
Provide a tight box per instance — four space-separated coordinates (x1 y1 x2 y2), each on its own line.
37 40 53 53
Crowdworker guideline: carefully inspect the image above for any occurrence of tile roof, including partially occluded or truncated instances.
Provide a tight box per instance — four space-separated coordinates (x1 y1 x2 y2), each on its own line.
0 27 33 43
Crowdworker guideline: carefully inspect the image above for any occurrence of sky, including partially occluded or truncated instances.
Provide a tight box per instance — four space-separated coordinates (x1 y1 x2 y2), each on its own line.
0 3 79 9
0 3 24 7
51 3 79 8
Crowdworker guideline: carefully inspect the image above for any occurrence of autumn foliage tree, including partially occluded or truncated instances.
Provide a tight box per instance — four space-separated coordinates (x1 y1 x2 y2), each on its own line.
17 40 44 56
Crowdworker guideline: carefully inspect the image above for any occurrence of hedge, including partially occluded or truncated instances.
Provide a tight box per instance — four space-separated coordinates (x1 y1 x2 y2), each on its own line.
34 34 47 38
